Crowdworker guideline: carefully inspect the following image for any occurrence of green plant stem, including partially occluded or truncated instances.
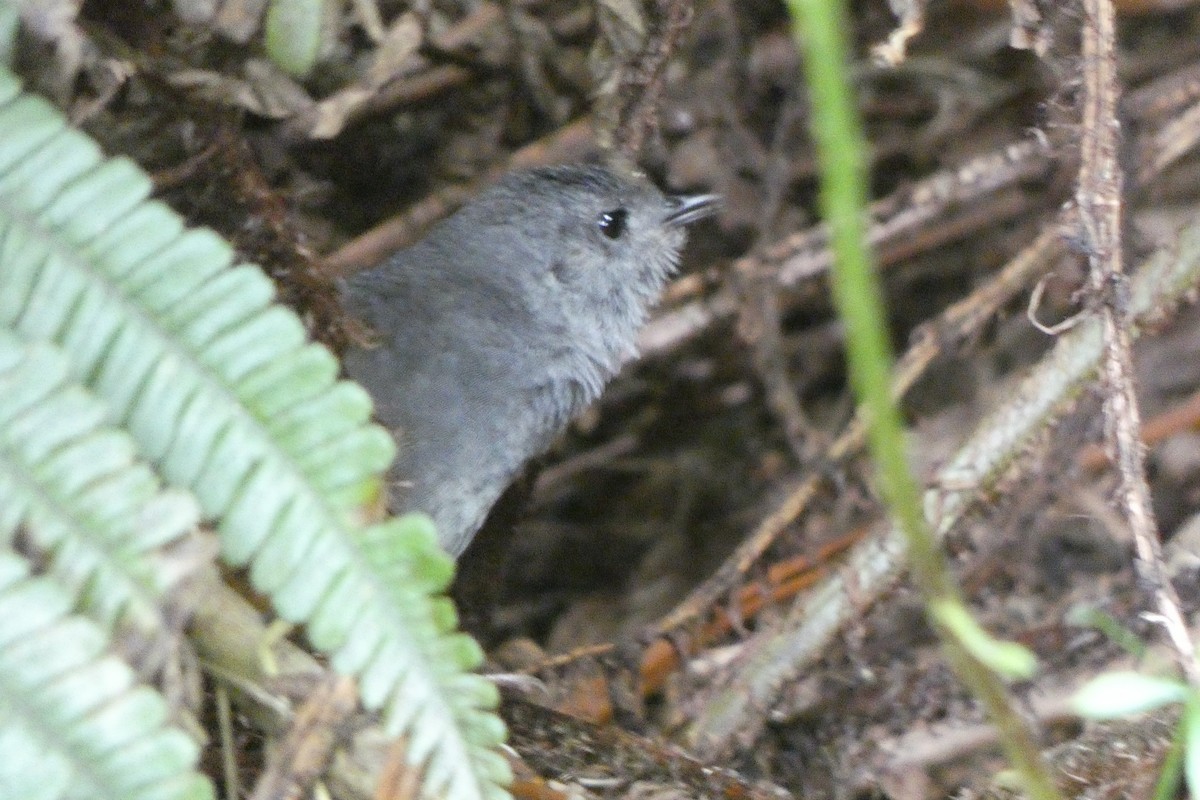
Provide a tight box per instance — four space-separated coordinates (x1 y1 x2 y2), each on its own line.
784 2 1063 798
1152 718 1185 800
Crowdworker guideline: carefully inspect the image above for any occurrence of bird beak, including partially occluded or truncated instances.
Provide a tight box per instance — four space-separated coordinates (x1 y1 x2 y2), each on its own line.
663 193 721 227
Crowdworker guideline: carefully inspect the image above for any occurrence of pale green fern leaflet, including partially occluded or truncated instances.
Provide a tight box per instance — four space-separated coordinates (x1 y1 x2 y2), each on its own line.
0 69 509 800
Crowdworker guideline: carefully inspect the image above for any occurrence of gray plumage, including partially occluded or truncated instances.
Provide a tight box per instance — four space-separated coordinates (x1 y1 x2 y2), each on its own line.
341 164 716 556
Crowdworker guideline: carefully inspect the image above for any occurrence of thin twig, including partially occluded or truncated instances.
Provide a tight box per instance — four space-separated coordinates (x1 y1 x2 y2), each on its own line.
1078 385 1200 472
638 137 1058 356
1077 0 1200 685
610 0 696 159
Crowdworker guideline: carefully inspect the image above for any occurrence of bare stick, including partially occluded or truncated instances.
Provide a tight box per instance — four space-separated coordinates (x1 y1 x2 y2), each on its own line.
1077 0 1200 684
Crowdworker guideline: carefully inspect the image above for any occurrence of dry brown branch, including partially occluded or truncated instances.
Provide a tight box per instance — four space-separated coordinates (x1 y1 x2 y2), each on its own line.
638 136 1060 356
1077 0 1200 684
249 676 359 800
602 0 697 159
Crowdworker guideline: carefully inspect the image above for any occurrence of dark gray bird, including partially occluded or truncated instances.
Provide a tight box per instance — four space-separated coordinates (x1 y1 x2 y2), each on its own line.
342 164 717 556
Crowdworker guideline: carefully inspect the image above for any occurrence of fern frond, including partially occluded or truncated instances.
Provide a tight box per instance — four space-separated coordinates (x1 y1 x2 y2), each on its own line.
0 548 214 800
0 69 509 799
0 330 200 635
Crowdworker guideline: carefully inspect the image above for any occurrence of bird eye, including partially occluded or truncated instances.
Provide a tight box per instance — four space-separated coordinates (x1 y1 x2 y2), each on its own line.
597 208 628 240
